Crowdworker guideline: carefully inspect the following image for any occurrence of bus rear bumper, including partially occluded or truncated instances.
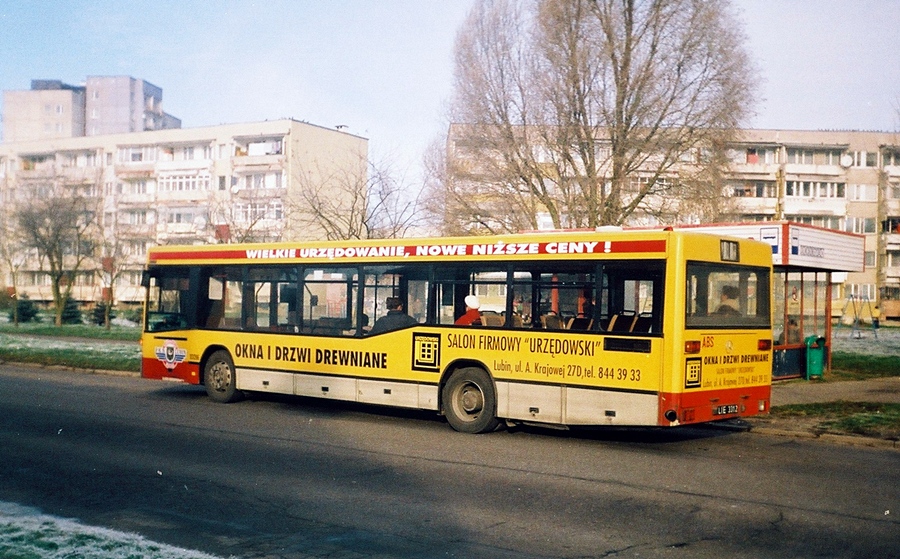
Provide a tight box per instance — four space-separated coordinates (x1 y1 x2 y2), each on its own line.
659 385 771 425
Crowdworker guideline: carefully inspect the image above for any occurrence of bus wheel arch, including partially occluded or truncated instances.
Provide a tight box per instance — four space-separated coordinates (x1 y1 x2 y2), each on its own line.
440 363 501 434
201 347 243 403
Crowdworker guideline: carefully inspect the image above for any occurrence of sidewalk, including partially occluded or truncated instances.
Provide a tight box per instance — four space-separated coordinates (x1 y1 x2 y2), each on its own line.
772 376 900 406
744 377 900 449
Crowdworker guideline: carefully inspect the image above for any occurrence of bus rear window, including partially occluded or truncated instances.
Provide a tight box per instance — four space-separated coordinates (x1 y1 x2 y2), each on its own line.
685 263 770 329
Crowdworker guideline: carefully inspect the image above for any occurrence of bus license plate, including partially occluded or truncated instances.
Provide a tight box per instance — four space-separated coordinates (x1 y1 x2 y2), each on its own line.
714 404 739 416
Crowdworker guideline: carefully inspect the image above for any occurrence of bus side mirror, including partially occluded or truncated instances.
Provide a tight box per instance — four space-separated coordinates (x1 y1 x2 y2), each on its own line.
140 270 152 288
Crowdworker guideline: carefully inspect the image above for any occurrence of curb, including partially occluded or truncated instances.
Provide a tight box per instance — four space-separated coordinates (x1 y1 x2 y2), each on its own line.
749 424 900 450
0 360 140 378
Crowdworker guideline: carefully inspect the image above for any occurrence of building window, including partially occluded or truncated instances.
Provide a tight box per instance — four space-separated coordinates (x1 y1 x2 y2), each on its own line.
883 149 900 167
126 210 147 225
888 183 900 200
850 184 877 201
848 284 877 300
887 251 900 268
235 201 283 222
845 217 877 234
854 151 878 167
787 149 813 165
864 251 876 268
158 174 211 192
166 208 199 224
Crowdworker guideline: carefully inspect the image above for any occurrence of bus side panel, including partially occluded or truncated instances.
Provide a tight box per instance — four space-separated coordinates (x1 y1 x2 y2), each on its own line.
141 334 201 384
141 353 200 384
565 387 659 426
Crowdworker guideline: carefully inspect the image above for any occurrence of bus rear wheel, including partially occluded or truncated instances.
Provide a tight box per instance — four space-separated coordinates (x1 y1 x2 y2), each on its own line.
442 367 500 434
204 350 242 403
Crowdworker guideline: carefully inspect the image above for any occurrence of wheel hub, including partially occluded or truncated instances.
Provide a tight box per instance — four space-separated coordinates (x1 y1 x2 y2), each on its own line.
460 385 484 415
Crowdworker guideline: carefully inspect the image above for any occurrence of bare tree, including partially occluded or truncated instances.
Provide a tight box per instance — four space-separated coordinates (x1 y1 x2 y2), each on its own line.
0 213 28 326
96 233 138 329
16 186 101 326
207 188 284 244
439 0 757 232
287 154 422 240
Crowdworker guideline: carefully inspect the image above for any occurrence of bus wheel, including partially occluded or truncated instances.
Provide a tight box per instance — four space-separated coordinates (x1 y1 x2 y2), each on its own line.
442 367 500 434
204 350 242 403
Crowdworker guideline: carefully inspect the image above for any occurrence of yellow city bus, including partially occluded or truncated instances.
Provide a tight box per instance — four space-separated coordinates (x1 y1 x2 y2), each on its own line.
141 229 773 433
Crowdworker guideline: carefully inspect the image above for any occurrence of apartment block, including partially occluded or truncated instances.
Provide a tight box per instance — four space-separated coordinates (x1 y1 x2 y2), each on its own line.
445 125 900 318
726 129 900 318
0 119 368 307
2 76 180 143
2 80 86 142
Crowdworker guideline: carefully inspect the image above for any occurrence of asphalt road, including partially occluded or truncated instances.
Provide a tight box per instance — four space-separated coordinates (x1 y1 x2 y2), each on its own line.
0 364 897 559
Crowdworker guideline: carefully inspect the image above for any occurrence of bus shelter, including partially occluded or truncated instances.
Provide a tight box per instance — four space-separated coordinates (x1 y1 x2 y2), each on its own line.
682 222 865 379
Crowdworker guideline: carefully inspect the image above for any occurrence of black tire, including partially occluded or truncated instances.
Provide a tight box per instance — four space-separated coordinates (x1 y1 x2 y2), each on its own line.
442 367 500 434
204 350 242 403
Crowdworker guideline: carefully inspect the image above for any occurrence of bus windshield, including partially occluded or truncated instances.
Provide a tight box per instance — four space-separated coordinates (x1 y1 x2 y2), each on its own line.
685 262 770 329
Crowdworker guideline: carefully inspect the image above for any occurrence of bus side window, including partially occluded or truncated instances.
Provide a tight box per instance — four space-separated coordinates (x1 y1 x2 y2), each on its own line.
204 277 225 328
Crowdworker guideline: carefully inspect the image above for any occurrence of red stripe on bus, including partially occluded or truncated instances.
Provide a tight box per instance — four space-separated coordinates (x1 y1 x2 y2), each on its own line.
149 239 667 263
610 240 667 253
150 249 246 262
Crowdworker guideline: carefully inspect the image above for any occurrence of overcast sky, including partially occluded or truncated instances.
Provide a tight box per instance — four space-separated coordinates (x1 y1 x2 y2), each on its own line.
2 0 898 178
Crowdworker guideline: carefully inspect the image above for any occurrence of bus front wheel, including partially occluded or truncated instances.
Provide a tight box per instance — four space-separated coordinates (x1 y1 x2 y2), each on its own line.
442 367 500 434
204 350 242 403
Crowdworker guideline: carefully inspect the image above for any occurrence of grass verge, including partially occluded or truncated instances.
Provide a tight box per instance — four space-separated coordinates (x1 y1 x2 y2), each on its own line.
0 322 140 342
0 333 140 372
830 351 900 380
769 401 900 440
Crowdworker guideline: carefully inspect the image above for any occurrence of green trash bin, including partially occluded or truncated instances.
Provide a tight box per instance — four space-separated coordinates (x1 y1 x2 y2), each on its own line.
804 335 826 379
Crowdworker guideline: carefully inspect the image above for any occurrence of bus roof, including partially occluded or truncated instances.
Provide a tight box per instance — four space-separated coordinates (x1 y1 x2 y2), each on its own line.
146 229 771 267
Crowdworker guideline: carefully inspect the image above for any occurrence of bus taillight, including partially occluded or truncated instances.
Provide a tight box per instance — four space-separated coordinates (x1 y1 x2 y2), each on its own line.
758 339 772 351
684 340 701 354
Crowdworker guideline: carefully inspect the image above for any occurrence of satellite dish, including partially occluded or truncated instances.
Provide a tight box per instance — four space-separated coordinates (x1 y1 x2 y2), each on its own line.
840 154 853 168
193 215 208 230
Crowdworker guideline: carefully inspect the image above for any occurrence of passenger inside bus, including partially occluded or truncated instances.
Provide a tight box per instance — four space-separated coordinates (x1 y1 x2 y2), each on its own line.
715 285 741 315
369 297 418 334
455 295 483 326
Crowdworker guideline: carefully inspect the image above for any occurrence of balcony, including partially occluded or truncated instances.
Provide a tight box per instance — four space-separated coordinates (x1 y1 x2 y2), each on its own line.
58 166 102 184
728 162 781 176
114 163 155 178
885 266 900 282
733 197 777 214
232 153 285 173
782 163 844 177
782 198 847 216
155 159 212 173
16 166 58 180
885 233 900 252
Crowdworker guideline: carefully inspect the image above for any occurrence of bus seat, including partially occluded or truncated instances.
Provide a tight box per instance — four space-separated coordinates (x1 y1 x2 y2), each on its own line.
567 317 593 330
481 314 504 327
541 314 564 330
609 311 636 332
631 313 654 333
